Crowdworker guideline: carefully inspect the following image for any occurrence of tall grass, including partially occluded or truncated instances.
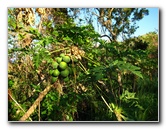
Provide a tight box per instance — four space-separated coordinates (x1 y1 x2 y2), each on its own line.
135 75 158 121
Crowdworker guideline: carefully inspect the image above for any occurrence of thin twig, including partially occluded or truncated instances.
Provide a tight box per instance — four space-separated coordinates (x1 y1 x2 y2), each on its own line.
8 93 33 121
50 47 69 54
95 84 113 112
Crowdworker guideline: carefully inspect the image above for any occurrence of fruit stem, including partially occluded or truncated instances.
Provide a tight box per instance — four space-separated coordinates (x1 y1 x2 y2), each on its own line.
83 56 100 66
78 61 88 74
50 47 69 54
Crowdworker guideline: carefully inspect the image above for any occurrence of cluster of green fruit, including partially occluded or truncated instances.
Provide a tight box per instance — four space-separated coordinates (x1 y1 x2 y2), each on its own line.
50 53 71 84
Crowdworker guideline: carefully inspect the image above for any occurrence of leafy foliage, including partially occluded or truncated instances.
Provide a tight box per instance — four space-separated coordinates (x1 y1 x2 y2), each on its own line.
8 8 158 121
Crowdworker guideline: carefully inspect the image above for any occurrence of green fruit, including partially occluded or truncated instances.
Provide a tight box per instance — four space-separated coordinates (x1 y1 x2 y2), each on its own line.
52 62 59 69
60 69 70 77
59 61 68 70
49 70 54 75
56 57 62 63
52 69 60 77
51 77 58 84
60 53 65 57
64 77 69 82
62 56 71 63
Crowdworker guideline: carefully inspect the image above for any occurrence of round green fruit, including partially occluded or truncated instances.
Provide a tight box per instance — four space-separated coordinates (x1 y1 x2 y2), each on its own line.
60 53 65 57
56 57 62 63
62 56 71 63
51 77 58 84
49 70 54 75
64 77 69 82
52 62 59 69
60 69 70 77
59 61 68 70
52 69 60 77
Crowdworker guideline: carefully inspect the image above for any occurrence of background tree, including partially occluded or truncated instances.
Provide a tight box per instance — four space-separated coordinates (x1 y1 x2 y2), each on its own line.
68 8 149 41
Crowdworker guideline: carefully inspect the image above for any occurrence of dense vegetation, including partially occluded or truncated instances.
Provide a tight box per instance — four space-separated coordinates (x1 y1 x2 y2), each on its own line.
8 8 158 121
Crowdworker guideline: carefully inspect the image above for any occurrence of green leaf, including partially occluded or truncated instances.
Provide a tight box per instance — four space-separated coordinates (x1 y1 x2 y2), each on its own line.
113 60 119 65
52 30 59 36
33 53 40 69
63 36 72 41
131 70 143 79
115 61 143 79
41 110 47 115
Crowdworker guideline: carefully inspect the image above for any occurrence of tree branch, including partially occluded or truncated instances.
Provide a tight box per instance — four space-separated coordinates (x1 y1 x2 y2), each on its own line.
100 34 112 42
8 90 32 121
19 84 53 121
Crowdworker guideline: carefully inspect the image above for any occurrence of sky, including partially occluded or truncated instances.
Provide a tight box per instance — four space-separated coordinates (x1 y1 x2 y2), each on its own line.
70 8 159 41
134 8 159 37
